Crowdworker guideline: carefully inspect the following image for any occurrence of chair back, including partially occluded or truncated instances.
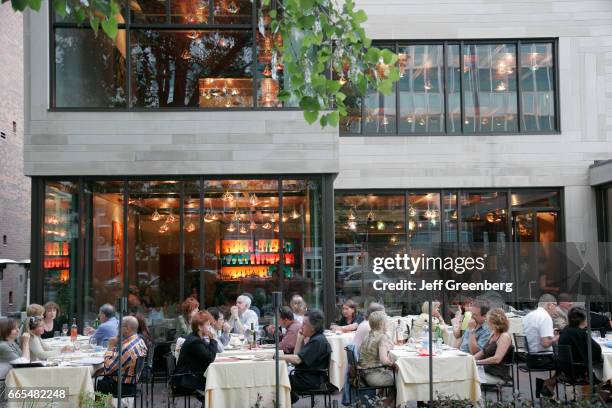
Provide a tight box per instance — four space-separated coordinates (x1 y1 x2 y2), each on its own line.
513 334 528 354
134 355 147 383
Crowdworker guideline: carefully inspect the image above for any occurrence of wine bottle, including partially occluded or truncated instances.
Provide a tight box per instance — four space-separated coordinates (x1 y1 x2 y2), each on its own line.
250 322 257 349
70 318 78 342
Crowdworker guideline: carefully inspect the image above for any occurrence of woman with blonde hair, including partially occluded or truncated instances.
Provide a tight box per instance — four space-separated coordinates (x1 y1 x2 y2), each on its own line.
474 308 514 383
358 310 395 405
20 303 45 336
413 301 447 338
290 295 307 323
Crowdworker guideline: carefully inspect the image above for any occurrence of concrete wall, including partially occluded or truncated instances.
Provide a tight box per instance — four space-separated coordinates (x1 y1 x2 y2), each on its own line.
1 3 29 315
24 0 612 244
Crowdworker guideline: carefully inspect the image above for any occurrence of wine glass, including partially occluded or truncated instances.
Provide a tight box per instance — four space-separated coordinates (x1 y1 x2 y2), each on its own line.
61 324 68 337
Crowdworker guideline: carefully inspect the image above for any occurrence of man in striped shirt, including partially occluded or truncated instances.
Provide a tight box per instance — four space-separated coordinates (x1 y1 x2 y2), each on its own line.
96 316 148 396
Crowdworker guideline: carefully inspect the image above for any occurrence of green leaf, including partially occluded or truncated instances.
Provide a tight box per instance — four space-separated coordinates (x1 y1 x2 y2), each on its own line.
262 0 270 5
28 0 42 12
356 75 367 95
378 79 393 95
269 9 277 18
89 16 100 36
326 79 342 94
53 0 67 16
101 16 118 39
319 115 328 127
298 15 315 29
327 110 340 127
335 91 346 102
278 90 291 102
74 7 86 24
381 48 398 65
353 9 367 24
364 47 380 64
303 110 318 124
299 0 315 11
387 66 400 82
299 96 320 111
10 0 28 11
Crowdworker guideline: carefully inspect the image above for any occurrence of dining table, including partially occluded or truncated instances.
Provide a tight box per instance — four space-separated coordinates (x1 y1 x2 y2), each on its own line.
324 331 355 391
204 346 291 408
596 337 612 382
4 339 105 408
390 345 481 406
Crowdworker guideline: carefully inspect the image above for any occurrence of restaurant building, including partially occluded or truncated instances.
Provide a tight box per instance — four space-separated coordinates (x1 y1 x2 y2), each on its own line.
23 0 612 331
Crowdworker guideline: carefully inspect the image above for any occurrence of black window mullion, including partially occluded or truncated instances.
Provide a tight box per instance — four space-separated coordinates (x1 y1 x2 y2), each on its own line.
199 177 205 306
278 178 284 296
179 182 185 303
554 39 560 132
459 42 465 134
252 0 258 107
166 0 171 24
442 41 448 135
126 10 132 109
209 0 214 23
516 40 522 133
395 42 400 135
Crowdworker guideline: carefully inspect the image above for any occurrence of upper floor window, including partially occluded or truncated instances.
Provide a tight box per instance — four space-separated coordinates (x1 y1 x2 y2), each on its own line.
51 1 289 109
341 40 558 135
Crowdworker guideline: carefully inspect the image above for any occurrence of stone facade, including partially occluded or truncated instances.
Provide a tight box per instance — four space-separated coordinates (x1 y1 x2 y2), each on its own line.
1 4 29 316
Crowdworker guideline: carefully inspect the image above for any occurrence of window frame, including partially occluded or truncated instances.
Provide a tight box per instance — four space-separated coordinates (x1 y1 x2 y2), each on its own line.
48 0 301 111
341 38 560 137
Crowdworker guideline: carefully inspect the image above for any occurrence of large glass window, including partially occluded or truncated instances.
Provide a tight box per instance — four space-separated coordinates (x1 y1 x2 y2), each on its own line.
51 1 293 109
342 39 558 135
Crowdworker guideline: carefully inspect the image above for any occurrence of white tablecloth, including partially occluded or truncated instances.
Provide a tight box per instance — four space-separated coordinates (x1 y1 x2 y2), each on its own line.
390 348 481 406
600 342 612 382
324 332 355 391
204 358 291 408
5 365 95 407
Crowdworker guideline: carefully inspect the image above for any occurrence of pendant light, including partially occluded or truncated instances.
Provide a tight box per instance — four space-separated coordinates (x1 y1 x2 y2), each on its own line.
290 208 301 219
151 209 161 221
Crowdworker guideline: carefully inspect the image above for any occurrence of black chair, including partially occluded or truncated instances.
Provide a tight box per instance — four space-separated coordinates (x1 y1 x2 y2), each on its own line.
163 352 200 408
94 355 147 408
553 344 592 402
514 334 556 402
480 350 516 402
140 343 156 408
289 367 337 408
344 346 396 406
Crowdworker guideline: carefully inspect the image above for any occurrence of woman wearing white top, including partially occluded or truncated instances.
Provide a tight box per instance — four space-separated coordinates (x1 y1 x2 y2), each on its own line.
23 316 71 361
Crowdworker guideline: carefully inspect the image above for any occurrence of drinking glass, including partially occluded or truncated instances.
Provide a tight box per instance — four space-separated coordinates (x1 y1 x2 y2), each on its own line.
61 324 68 337
53 331 60 338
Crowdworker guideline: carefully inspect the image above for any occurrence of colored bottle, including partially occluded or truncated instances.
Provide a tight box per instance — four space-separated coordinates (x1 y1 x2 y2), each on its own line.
70 318 78 341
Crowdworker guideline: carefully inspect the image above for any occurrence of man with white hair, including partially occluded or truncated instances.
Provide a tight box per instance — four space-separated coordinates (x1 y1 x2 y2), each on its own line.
96 315 148 396
353 302 385 349
523 294 559 368
228 294 259 334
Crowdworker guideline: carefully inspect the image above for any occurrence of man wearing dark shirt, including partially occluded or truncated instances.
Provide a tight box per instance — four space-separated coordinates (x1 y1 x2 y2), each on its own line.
279 309 332 404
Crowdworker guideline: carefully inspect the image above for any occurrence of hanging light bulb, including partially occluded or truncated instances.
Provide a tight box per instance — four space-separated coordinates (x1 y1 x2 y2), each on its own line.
185 222 196 232
290 208 301 219
231 210 241 222
204 209 215 223
262 222 272 230
389 235 398 244
221 191 234 202
424 80 432 91
347 207 356 222
366 210 375 222
227 223 236 232
451 210 458 220
408 220 416 231
376 221 385 231
495 81 507 92
166 212 176 224
239 225 248 234
159 223 169 233
248 193 259 206
347 221 357 231
339 75 347 86
408 207 417 217
281 213 288 222
425 209 433 219
273 224 279 232
249 220 258 230
151 209 161 221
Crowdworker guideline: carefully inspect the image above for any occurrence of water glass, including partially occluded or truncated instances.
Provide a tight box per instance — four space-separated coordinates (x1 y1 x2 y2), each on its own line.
61 324 68 337
436 338 443 352
53 331 60 338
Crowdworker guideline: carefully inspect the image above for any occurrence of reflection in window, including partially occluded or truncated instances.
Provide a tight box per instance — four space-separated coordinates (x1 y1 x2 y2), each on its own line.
511 189 559 208
463 44 517 133
131 30 253 108
520 43 556 132
340 82 362 134
55 29 127 108
460 191 508 242
442 192 458 242
446 45 461 133
364 46 397 134
398 45 444 133
408 193 441 242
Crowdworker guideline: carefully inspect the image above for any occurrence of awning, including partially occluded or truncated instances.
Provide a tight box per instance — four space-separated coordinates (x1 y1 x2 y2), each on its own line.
0 259 17 265
589 159 612 186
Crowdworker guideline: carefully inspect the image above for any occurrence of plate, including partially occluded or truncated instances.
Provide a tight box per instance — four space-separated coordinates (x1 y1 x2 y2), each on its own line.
234 355 255 360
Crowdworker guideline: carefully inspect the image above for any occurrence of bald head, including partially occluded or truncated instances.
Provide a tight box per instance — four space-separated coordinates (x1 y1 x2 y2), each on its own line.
122 316 139 336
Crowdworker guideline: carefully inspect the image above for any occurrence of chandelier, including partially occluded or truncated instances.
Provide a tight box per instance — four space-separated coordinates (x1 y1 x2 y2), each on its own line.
227 223 236 232
262 222 272 230
185 222 196 233
248 193 259 206
221 190 234 202
249 220 257 230
290 208 301 219
151 209 161 222
159 223 169 233
166 212 176 224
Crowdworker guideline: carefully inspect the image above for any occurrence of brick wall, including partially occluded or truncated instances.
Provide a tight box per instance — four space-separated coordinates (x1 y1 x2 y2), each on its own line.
1 4 29 315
